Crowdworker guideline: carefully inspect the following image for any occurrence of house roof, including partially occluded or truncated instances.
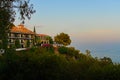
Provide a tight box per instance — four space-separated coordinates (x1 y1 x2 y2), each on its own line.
37 34 49 37
10 24 35 34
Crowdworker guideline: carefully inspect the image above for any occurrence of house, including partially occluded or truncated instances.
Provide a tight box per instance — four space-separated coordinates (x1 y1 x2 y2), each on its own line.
8 24 51 48
36 34 50 46
8 24 35 48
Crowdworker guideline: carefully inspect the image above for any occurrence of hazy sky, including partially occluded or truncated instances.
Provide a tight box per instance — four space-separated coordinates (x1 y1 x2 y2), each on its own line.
14 0 120 49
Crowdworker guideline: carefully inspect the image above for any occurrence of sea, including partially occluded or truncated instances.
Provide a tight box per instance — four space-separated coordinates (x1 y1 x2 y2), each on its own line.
71 42 120 63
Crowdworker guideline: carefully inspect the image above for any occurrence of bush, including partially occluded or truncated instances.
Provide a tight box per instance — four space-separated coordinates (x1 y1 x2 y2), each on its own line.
42 44 54 53
0 47 120 80
67 47 80 57
58 46 80 57
58 46 68 54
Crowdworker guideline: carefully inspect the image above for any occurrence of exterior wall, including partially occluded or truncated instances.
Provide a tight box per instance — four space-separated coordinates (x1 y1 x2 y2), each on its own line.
36 35 50 45
1 24 51 48
7 24 36 48
8 33 35 48
40 36 49 44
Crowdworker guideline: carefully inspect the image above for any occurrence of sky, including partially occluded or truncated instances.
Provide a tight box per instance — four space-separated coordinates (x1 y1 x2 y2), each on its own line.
14 0 120 60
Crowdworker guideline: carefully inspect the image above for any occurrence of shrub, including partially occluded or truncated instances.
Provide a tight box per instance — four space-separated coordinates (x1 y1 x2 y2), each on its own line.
42 44 54 53
67 47 80 57
58 46 68 54
0 46 120 80
58 46 80 57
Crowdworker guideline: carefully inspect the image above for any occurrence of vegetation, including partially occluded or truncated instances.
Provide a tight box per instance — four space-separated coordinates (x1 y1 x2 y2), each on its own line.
58 46 80 57
0 1 119 80
26 40 30 48
41 44 54 53
47 36 54 44
0 0 35 49
54 32 71 46
0 0 35 23
33 26 37 46
0 46 120 80
0 8 12 49
15 39 21 48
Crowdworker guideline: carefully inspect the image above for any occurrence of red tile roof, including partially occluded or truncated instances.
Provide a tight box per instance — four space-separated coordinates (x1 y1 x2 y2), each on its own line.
10 24 35 34
37 34 49 37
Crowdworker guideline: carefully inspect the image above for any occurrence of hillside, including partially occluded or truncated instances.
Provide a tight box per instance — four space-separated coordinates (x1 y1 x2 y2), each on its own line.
0 46 120 80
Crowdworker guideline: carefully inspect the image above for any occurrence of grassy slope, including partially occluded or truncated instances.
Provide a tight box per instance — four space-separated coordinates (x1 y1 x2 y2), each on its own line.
0 47 120 80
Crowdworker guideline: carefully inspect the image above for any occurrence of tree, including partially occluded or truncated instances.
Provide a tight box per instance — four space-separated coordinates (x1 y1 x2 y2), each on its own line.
33 26 37 46
0 0 35 49
15 39 21 48
0 8 13 49
54 32 71 46
86 49 91 56
47 36 53 44
26 40 30 48
0 0 35 23
100 57 113 64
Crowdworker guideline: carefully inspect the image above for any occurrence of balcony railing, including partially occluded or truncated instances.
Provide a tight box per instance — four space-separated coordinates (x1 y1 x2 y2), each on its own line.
9 36 34 39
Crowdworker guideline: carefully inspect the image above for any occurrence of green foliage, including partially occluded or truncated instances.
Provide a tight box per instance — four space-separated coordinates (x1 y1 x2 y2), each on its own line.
67 47 80 57
58 46 80 57
0 8 14 49
100 57 113 65
33 26 36 33
42 44 54 53
54 32 71 46
0 0 36 23
47 36 53 44
0 0 35 49
0 47 120 80
15 39 21 48
33 26 37 46
58 46 68 54
86 49 91 56
26 40 30 48
9 44 16 49
0 41 2 49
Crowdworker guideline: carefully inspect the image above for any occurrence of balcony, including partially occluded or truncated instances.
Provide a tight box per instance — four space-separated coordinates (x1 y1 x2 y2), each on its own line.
8 42 14 44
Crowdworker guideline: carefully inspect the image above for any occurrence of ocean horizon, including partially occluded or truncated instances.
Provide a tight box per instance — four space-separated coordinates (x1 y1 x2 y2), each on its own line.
72 42 120 63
